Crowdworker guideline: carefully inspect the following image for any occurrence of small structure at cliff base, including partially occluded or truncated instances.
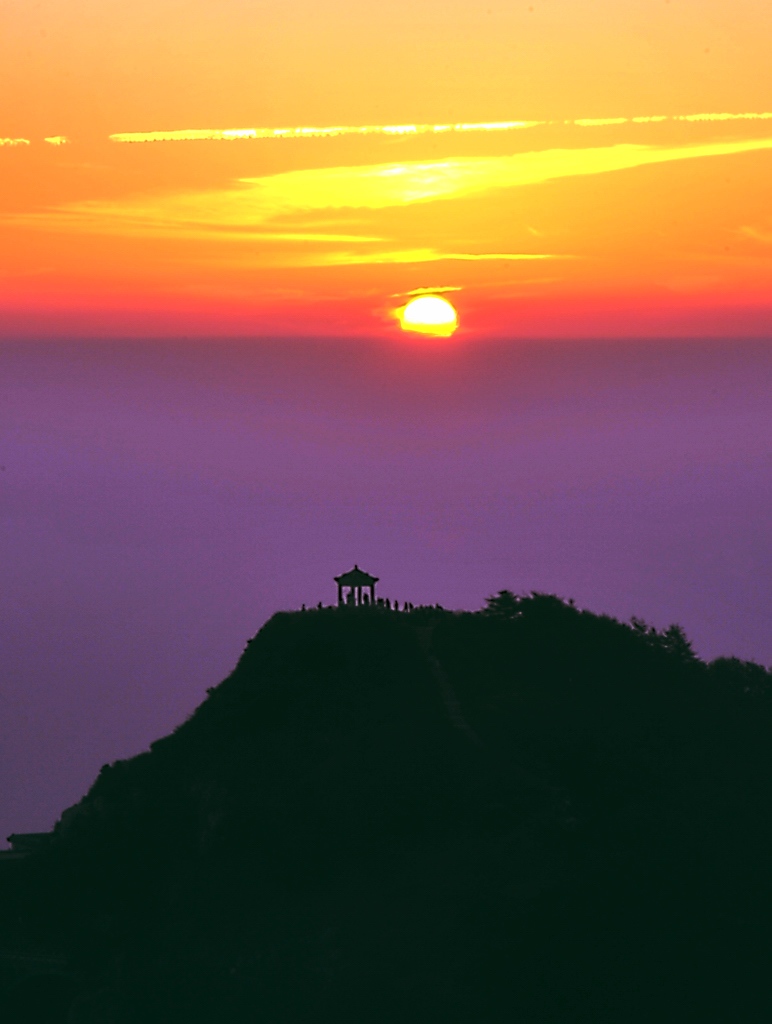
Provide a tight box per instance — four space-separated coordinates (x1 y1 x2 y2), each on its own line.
334 565 379 606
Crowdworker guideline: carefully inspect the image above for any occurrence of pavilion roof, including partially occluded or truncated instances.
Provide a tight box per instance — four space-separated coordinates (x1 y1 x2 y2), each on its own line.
334 565 379 586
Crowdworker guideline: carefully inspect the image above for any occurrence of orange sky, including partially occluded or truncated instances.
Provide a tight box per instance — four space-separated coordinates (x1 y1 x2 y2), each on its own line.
2 0 772 337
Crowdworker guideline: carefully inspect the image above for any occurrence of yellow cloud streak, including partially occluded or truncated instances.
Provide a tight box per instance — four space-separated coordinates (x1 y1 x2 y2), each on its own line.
108 111 772 145
10 136 772 252
573 118 629 127
4 112 772 152
677 112 772 123
310 250 559 266
109 121 543 143
401 286 463 296
167 136 772 220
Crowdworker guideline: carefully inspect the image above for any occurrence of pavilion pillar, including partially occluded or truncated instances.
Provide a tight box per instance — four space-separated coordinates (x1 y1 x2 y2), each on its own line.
337 584 343 606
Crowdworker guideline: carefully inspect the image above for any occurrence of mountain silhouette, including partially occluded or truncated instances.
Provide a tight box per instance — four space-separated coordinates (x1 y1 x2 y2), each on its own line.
2 594 772 1023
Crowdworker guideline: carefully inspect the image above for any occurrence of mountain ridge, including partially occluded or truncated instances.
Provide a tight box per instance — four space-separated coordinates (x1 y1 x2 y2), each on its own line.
2 593 772 1022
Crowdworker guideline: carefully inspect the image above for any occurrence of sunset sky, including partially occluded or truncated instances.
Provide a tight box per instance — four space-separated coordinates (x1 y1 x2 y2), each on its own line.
3 0 772 337
1 3 771 843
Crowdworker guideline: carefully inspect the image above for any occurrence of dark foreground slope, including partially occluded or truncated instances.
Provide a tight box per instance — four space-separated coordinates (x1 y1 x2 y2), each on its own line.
2 596 772 1023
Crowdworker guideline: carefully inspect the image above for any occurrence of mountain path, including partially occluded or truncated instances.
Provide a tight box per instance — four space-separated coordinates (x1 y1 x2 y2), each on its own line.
415 627 481 744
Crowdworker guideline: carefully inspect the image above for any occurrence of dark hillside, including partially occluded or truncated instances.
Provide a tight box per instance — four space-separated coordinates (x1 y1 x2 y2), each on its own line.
2 596 772 1023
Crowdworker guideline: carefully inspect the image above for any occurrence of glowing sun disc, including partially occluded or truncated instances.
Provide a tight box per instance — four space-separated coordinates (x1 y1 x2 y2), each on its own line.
399 294 458 336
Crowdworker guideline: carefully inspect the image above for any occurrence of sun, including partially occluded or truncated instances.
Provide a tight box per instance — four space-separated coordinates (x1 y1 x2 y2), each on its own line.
398 295 458 337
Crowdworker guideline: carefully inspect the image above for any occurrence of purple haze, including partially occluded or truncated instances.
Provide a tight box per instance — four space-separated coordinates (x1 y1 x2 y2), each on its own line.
1 337 770 843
